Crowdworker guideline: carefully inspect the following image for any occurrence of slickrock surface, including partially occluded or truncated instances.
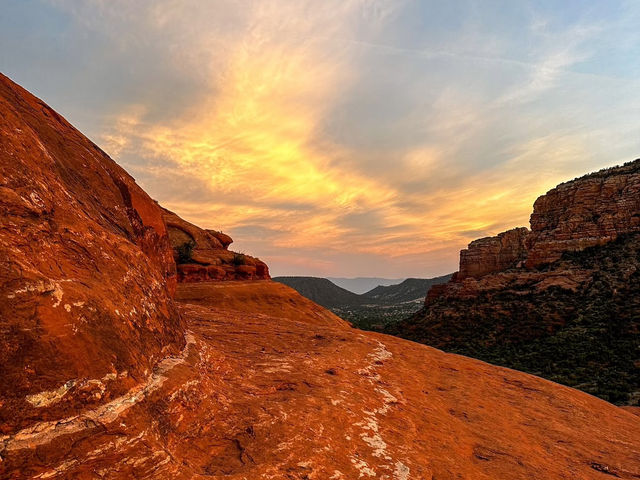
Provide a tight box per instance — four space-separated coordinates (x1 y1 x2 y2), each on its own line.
1 281 639 480
1 73 639 479
0 73 184 433
163 210 269 283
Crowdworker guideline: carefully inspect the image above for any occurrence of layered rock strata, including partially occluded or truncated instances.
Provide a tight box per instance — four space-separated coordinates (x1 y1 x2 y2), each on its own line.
391 159 640 404
526 161 640 267
163 209 269 282
433 159 640 297
456 227 529 280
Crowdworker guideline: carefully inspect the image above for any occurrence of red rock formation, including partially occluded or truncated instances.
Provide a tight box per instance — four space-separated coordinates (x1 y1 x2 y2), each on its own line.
0 73 183 433
163 209 270 282
456 227 529 280
2 74 639 479
526 161 640 267
441 159 640 288
395 160 640 405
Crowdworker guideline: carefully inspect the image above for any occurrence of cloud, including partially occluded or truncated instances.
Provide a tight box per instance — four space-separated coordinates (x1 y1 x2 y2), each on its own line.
3 0 639 277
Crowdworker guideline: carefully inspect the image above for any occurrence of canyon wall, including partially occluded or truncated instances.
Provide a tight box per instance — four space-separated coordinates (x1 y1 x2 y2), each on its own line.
456 227 529 280
526 162 640 267
391 159 640 404
443 159 640 290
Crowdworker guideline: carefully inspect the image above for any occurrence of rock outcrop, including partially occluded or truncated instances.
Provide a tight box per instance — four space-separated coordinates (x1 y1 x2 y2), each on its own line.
163 209 269 282
450 160 640 283
389 160 640 404
456 227 529 280
526 161 640 267
2 74 639 479
0 73 184 433
427 159 640 294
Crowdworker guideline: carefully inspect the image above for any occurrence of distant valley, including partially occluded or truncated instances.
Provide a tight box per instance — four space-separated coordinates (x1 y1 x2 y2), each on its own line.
273 275 452 329
326 277 404 294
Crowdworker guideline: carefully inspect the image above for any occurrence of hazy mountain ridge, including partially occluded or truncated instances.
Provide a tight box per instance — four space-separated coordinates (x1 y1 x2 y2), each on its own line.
327 277 403 294
273 275 453 329
363 276 453 303
273 275 452 307
272 276 365 308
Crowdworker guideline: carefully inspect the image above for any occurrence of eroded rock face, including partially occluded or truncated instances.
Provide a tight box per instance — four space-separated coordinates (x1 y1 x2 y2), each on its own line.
526 161 640 267
0 73 184 433
163 210 270 282
392 160 640 404
447 160 640 284
456 227 529 280
442 159 640 287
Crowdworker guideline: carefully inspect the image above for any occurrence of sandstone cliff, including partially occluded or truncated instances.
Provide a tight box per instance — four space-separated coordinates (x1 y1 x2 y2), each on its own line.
456 227 529 280
390 160 640 404
450 160 640 282
527 161 640 267
1 75 639 479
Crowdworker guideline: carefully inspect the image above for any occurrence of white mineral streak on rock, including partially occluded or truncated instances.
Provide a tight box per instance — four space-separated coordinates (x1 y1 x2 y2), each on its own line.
0 332 196 453
354 341 411 479
26 380 76 408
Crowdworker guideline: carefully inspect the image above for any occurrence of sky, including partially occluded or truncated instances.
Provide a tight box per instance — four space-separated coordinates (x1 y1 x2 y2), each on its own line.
2 0 639 277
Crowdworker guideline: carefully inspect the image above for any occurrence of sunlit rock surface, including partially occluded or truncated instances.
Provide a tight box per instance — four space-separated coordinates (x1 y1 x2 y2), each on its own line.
1 73 639 479
163 209 269 283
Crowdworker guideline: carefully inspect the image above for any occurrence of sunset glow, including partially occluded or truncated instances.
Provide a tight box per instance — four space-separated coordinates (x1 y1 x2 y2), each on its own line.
3 0 639 276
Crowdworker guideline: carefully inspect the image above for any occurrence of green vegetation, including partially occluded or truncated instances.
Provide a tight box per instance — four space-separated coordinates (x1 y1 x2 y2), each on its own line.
176 240 195 264
387 233 640 405
232 253 247 265
333 302 426 331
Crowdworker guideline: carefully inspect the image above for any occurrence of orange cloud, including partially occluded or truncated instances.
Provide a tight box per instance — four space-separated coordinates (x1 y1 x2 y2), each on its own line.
83 0 626 276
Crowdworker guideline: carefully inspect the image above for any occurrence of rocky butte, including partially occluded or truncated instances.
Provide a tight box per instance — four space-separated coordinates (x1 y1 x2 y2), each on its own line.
0 73 639 479
391 160 640 405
